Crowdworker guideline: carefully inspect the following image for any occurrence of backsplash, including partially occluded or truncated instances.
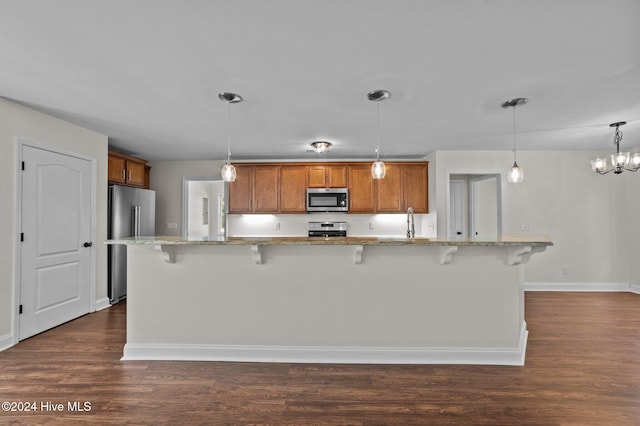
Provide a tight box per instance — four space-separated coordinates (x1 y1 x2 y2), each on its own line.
227 212 437 238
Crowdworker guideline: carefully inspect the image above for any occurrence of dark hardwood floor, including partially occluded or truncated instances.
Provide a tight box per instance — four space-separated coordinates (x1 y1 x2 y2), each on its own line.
1 292 639 425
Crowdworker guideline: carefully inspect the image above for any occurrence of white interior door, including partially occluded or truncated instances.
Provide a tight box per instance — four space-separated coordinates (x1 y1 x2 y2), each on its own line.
470 175 498 240
19 145 92 340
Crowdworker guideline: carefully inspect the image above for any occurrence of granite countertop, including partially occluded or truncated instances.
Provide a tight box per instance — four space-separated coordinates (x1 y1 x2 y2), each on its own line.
105 235 553 247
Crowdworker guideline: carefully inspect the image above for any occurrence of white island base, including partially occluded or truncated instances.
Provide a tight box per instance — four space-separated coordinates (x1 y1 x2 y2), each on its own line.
116 237 551 366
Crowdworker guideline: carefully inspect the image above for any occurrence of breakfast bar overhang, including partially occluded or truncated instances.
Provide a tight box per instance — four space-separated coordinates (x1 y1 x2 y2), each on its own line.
106 236 551 366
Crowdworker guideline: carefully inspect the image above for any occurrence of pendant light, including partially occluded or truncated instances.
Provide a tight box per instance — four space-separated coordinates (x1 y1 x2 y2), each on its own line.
502 98 528 184
218 92 243 182
368 89 390 179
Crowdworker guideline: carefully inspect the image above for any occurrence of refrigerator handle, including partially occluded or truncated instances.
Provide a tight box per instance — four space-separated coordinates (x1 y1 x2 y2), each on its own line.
135 205 141 237
131 205 140 237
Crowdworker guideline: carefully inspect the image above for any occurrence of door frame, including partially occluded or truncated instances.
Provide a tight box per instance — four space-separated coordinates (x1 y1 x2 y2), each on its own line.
13 138 97 345
445 169 504 240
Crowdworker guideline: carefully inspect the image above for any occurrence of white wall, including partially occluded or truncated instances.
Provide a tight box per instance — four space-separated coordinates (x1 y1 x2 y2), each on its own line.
148 160 226 236
0 98 108 345
432 150 631 287
626 167 640 292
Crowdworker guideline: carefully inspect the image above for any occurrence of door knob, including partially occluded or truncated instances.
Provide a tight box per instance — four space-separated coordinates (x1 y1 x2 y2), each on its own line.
83 242 93 248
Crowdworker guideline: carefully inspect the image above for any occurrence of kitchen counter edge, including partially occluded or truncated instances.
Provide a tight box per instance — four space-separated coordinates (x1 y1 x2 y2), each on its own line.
105 236 553 247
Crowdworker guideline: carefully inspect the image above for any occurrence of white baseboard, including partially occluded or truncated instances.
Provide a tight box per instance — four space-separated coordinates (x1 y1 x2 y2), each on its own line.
630 283 640 295
94 297 111 311
525 282 631 292
0 333 14 352
122 322 528 366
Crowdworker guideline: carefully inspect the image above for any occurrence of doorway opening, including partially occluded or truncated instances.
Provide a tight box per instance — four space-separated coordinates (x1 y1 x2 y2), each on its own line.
181 178 227 240
447 173 502 240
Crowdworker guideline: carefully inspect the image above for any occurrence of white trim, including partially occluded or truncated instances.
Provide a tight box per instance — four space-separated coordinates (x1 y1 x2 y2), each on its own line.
0 333 14 352
629 283 640 295
525 282 631 292
94 297 111 312
123 321 528 366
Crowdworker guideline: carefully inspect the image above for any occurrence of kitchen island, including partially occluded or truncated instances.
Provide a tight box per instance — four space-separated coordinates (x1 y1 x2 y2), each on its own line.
106 235 551 365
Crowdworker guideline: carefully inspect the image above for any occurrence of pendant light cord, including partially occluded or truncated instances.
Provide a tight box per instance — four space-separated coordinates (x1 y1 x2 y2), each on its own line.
512 105 517 163
226 101 231 163
376 101 381 161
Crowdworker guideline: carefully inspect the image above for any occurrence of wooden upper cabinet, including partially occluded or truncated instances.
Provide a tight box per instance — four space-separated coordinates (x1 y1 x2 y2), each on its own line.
375 163 403 212
308 165 348 188
308 165 327 188
375 163 429 213
254 166 280 212
327 165 348 187
228 165 254 213
226 161 427 215
108 155 126 184
280 166 307 213
348 165 375 213
402 163 428 213
126 160 146 187
108 151 149 188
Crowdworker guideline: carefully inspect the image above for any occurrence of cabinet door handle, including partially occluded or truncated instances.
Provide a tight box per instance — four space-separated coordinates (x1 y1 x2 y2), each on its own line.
128 171 132 181
122 170 125 180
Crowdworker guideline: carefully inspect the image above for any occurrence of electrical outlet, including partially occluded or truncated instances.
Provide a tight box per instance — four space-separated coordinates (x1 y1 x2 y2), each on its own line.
369 222 375 230
274 222 280 231
562 266 569 275
521 223 532 231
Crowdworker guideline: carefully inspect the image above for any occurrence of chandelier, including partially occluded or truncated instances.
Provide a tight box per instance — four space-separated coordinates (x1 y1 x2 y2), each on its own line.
591 122 640 175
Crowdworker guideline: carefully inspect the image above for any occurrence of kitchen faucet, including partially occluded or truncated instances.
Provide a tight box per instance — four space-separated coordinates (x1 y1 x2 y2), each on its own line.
406 207 415 239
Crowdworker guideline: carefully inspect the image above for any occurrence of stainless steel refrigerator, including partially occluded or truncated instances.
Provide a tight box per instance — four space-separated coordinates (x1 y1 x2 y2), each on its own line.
108 185 155 304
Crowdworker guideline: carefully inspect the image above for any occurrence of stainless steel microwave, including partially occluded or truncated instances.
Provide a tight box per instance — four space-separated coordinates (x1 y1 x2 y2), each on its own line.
306 188 348 212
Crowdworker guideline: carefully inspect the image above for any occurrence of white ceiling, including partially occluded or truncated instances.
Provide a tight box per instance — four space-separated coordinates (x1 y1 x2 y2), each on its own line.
1 0 639 161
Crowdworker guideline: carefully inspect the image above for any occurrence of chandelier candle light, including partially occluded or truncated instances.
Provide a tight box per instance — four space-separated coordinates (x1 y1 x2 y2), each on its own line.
591 122 640 175
219 92 243 182
502 98 528 184
368 89 390 179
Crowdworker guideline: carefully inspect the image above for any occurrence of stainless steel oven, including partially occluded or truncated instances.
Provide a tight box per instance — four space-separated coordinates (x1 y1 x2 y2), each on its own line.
306 188 348 212
308 221 347 237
